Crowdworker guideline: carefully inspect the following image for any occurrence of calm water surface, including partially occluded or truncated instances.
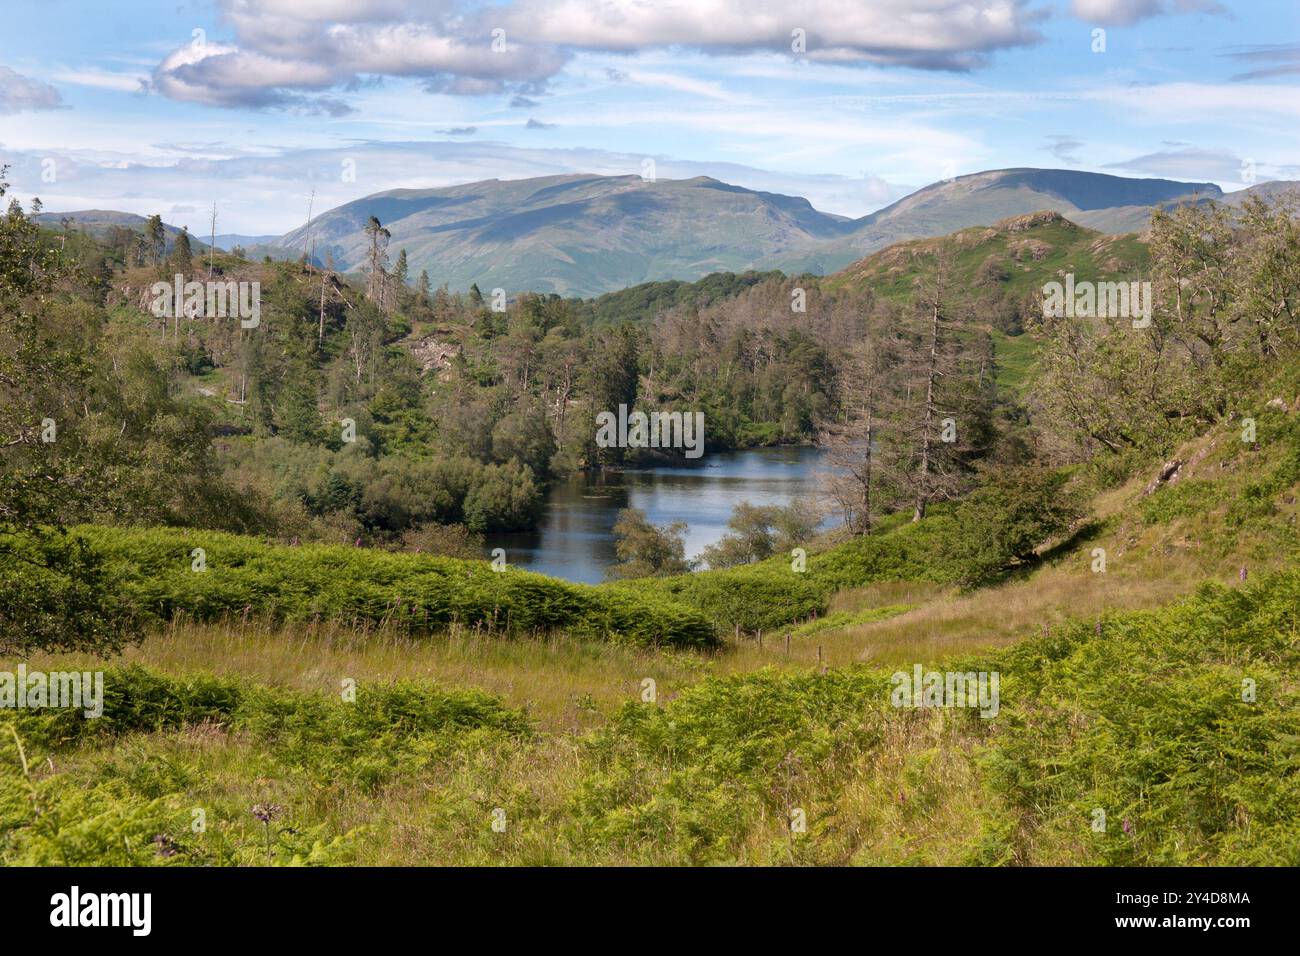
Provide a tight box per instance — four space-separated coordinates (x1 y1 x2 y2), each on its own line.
485 446 831 584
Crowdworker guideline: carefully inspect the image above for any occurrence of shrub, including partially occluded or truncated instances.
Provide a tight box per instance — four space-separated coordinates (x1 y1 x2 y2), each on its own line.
5 526 718 648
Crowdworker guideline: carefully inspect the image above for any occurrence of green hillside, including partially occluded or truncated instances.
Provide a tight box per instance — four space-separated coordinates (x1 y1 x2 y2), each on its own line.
825 210 1149 302
5 167 1300 868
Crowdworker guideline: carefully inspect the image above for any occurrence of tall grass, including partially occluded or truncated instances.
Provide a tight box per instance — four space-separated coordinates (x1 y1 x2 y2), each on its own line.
6 565 1298 865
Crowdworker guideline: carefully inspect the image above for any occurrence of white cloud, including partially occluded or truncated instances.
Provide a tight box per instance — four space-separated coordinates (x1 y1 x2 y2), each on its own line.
1084 81 1300 122
147 0 1047 113
0 66 65 115
503 0 1045 68
1070 0 1225 27
0 139 912 233
623 70 748 103
1103 145 1243 180
1225 45 1300 81
49 68 149 93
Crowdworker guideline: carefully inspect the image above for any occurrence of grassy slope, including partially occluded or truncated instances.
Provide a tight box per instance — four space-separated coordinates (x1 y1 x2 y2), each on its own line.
826 211 1150 398
823 211 1149 302
6 561 1297 865
46 525 718 649
7 218 1299 867
6 394 1300 864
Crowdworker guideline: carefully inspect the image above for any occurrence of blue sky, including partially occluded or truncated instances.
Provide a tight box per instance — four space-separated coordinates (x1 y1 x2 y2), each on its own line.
1 0 1297 235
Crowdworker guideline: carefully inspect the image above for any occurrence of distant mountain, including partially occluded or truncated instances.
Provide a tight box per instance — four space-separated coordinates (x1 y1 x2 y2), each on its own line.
213 233 280 251
1065 179 1300 234
32 209 210 251
264 169 1228 297
38 171 1297 297
1222 179 1300 207
266 173 856 298
770 168 1221 275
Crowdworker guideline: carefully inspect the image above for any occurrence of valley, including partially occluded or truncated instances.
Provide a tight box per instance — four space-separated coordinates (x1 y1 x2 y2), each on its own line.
4 162 1300 868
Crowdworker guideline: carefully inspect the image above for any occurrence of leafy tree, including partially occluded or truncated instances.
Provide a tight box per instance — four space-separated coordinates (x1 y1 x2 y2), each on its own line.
583 324 639 466
608 508 691 578
948 466 1082 586
462 460 541 532
0 168 141 653
491 400 555 477
701 501 820 569
278 381 327 445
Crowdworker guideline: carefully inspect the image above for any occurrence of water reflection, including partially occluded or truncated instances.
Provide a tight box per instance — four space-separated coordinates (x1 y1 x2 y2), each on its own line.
485 446 830 584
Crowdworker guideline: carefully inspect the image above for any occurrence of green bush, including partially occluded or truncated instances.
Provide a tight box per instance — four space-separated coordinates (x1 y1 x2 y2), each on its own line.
979 571 1300 865
1 665 532 864
615 515 962 633
569 667 895 863
8 526 717 648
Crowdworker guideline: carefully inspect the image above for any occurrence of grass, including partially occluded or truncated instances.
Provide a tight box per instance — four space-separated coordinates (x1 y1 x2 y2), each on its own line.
6 561 1297 865
990 329 1037 396
6 393 1300 866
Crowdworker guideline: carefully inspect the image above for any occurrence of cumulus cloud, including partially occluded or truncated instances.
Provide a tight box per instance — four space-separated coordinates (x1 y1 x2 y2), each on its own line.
503 0 1046 70
0 66 65 115
149 0 1048 113
1070 0 1226 26
150 2 567 112
150 43 354 113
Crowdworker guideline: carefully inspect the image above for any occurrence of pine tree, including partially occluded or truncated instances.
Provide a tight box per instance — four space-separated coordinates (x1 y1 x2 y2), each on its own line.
145 214 166 267
880 250 981 522
172 226 193 274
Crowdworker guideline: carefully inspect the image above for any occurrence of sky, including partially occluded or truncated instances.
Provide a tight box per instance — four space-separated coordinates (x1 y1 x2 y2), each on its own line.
1 0 1298 236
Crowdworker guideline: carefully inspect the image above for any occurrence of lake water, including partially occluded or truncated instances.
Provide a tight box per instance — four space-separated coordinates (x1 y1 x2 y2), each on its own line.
485 446 831 584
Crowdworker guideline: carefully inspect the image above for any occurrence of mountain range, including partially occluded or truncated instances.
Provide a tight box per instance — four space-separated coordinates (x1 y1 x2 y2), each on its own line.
40 169 1298 298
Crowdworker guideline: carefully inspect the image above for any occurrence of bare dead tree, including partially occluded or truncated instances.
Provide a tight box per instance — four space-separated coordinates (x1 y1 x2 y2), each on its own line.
208 202 217 278
819 328 898 534
885 249 973 522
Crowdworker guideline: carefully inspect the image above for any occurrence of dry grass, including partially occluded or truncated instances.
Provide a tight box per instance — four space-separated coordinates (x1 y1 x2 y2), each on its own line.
8 618 715 733
10 548 1260 734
